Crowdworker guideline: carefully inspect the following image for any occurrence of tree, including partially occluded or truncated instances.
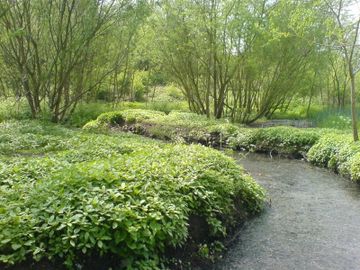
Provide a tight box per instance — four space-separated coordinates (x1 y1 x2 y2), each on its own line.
156 0 330 123
0 0 142 122
326 0 360 141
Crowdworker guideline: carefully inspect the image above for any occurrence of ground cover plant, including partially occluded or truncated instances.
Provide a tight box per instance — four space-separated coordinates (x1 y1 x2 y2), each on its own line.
271 104 360 131
0 120 265 269
1 1 360 269
86 109 360 182
85 109 324 156
307 134 360 181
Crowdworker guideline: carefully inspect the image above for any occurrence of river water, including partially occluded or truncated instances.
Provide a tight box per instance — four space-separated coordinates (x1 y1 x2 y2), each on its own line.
213 153 360 270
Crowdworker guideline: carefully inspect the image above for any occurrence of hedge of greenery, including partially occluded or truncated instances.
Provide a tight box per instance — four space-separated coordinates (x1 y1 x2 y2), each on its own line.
229 127 322 156
0 120 265 269
85 109 360 182
84 109 322 156
307 134 360 181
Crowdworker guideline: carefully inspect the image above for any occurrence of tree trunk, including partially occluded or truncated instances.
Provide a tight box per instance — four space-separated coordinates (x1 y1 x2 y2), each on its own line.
349 71 359 141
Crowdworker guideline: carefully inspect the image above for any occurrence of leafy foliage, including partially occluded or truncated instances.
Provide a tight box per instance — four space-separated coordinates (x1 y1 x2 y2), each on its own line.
87 108 360 182
0 120 265 269
245 127 321 155
87 109 322 156
308 134 360 181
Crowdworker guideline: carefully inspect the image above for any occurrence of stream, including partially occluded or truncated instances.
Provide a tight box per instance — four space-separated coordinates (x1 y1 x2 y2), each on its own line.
213 153 360 270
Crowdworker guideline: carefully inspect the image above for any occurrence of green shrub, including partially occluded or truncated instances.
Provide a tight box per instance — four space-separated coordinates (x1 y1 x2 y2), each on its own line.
86 108 360 182
95 89 112 102
0 120 74 155
307 133 360 180
132 71 151 102
0 98 32 122
86 110 325 156
85 108 360 182
96 111 126 126
144 101 188 114
150 85 185 103
0 120 265 269
166 84 184 100
87 109 166 129
305 105 360 130
66 102 118 127
227 128 257 150
64 100 189 128
85 109 243 146
349 153 360 181
248 127 321 155
307 134 351 167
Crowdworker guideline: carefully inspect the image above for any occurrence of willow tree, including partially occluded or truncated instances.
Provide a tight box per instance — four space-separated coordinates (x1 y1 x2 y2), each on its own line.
157 0 330 123
0 0 141 122
325 0 360 141
156 0 241 119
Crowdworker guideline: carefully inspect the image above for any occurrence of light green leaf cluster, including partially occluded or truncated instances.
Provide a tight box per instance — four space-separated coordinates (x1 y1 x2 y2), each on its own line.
0 120 265 269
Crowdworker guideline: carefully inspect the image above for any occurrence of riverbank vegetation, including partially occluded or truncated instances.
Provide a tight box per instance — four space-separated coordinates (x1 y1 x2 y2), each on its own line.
0 1 359 139
84 109 323 155
1 0 360 269
0 120 265 269
87 109 360 182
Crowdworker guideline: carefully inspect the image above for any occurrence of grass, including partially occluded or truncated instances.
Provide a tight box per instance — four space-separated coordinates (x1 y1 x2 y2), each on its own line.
3 95 358 131
0 98 33 121
0 120 265 269
0 98 189 128
308 106 356 129
270 104 360 130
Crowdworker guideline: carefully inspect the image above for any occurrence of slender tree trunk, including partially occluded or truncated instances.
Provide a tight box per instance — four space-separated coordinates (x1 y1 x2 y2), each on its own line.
307 92 313 117
349 71 359 141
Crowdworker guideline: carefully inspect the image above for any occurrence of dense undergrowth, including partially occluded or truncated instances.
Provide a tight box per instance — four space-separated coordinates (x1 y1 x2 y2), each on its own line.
271 104 360 130
84 109 322 156
0 120 265 269
0 85 188 128
3 105 360 270
307 134 360 181
86 109 360 181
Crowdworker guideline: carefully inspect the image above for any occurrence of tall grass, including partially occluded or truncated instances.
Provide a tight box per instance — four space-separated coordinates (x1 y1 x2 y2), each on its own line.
0 98 189 127
307 106 356 129
271 104 360 130
0 98 32 121
68 101 189 127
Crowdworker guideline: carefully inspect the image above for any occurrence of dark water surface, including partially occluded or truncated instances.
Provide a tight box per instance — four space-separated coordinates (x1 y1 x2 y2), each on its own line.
214 153 360 270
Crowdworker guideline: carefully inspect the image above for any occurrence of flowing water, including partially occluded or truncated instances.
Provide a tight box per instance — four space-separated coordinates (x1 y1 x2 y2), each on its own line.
213 153 360 270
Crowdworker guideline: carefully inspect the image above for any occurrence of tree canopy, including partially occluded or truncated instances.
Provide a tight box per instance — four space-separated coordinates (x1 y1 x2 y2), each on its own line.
0 0 359 139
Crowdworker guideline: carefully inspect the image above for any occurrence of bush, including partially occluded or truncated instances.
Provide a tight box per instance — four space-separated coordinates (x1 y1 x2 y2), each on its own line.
307 134 350 168
166 84 183 100
349 153 360 181
91 109 165 127
96 90 112 102
144 101 188 114
0 120 265 269
307 134 360 180
86 110 324 156
150 85 185 103
247 127 321 155
67 102 117 127
132 71 151 102
85 110 242 145
87 109 360 180
0 98 32 122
